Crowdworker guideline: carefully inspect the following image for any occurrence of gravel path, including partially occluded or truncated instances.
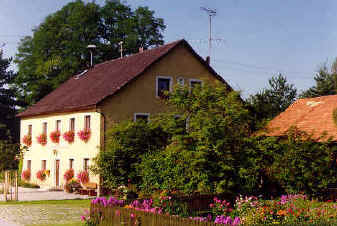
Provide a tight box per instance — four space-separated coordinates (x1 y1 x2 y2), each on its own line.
0 204 87 225
0 186 92 225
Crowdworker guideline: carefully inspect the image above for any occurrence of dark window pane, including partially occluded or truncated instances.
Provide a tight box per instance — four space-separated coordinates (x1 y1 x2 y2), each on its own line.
135 114 149 122
157 78 170 97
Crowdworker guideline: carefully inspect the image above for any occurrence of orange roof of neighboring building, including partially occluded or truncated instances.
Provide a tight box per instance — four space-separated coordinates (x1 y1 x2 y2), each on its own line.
265 95 337 141
17 39 229 118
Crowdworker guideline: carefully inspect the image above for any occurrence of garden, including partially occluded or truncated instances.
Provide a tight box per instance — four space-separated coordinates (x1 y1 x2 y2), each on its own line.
84 83 337 225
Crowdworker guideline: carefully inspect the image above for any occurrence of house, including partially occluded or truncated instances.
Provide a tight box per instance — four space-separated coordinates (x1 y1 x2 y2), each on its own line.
266 95 337 141
17 39 231 190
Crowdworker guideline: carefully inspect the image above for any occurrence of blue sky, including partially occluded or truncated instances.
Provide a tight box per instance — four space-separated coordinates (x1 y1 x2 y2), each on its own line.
1 0 337 96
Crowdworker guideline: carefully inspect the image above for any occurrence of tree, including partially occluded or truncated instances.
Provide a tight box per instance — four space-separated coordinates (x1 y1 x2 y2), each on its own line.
14 0 166 106
0 53 18 141
248 74 297 124
300 65 337 98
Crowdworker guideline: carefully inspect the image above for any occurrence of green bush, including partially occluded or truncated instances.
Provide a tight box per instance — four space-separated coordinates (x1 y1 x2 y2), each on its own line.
93 120 169 190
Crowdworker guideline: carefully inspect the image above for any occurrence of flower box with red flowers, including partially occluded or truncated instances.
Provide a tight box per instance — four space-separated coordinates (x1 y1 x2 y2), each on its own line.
63 131 75 143
36 134 47 145
22 134 32 147
50 131 61 143
36 169 47 181
77 129 91 143
64 168 75 181
21 169 31 181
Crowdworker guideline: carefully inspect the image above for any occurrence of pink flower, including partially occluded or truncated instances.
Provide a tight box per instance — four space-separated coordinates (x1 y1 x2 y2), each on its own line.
80 216 86 221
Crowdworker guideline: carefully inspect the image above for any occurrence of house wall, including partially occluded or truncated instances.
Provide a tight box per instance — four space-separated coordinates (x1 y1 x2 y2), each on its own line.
98 44 223 128
20 110 101 188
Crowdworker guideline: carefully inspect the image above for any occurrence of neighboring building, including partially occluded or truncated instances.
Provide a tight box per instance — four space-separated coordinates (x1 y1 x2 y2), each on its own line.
266 95 337 141
17 39 231 189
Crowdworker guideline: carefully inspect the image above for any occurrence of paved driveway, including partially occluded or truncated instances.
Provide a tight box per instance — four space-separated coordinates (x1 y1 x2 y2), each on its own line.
0 187 91 201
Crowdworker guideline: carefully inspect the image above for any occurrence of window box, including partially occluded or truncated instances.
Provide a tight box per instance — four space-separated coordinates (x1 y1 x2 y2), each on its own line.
78 129 91 143
50 131 61 143
63 131 75 143
36 134 47 146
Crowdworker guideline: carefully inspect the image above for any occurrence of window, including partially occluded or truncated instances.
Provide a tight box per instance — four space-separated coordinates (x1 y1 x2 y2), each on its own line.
156 76 172 98
177 77 185 86
70 118 75 131
189 79 202 89
84 116 91 130
27 160 31 171
28 125 32 136
43 122 47 135
134 113 150 122
84 158 89 171
42 160 46 170
56 120 61 132
69 159 74 169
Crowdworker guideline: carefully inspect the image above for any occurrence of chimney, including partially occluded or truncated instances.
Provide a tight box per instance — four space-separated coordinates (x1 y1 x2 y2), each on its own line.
206 56 210 65
139 47 144 53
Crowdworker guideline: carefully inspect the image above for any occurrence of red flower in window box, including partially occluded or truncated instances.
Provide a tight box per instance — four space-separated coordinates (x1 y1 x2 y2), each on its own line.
21 169 31 181
77 129 91 143
63 131 75 143
64 169 74 181
50 131 61 143
36 134 47 145
36 170 47 181
22 134 32 146
77 170 89 184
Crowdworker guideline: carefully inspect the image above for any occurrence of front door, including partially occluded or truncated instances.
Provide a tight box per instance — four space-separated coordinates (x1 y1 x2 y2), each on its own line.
56 160 60 187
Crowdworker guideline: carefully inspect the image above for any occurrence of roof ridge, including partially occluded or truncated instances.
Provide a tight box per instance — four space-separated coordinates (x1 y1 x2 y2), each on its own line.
91 39 184 69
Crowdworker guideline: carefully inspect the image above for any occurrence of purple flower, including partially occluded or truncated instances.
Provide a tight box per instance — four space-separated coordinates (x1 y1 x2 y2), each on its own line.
80 215 86 221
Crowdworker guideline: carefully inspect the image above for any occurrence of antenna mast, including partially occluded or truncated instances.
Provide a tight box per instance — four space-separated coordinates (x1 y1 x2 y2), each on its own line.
201 7 217 61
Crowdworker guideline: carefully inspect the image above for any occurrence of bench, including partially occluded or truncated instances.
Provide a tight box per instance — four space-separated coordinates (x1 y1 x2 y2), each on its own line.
79 182 97 196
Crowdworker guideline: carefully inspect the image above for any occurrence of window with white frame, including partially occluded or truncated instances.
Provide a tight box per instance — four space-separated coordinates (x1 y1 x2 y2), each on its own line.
156 76 172 98
134 113 150 122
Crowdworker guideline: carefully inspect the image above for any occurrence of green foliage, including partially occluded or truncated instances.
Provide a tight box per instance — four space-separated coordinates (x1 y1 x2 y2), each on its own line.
247 74 297 127
300 65 337 98
0 52 19 141
14 0 166 106
139 83 253 195
93 120 169 190
0 140 19 171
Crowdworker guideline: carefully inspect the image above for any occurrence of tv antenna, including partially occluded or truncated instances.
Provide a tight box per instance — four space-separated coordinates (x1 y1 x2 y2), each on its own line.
201 7 217 61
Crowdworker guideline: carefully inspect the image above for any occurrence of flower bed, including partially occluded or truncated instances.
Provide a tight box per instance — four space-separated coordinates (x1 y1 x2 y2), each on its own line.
50 131 60 143
82 195 337 226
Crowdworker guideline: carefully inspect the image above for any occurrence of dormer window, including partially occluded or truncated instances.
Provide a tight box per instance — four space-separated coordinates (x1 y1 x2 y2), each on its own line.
156 76 172 98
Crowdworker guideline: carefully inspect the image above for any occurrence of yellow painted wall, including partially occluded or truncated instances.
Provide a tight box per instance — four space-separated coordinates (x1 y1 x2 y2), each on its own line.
20 43 226 189
98 44 223 128
20 111 100 188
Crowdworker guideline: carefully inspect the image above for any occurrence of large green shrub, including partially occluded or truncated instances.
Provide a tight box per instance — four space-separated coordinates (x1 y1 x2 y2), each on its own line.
0 140 19 171
93 120 169 189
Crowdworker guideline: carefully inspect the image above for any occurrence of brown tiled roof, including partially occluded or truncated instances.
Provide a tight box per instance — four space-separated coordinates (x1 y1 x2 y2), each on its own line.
265 95 337 141
18 39 229 118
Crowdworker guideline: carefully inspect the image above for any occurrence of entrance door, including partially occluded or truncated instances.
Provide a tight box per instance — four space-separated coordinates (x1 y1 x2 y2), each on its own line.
56 160 60 187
